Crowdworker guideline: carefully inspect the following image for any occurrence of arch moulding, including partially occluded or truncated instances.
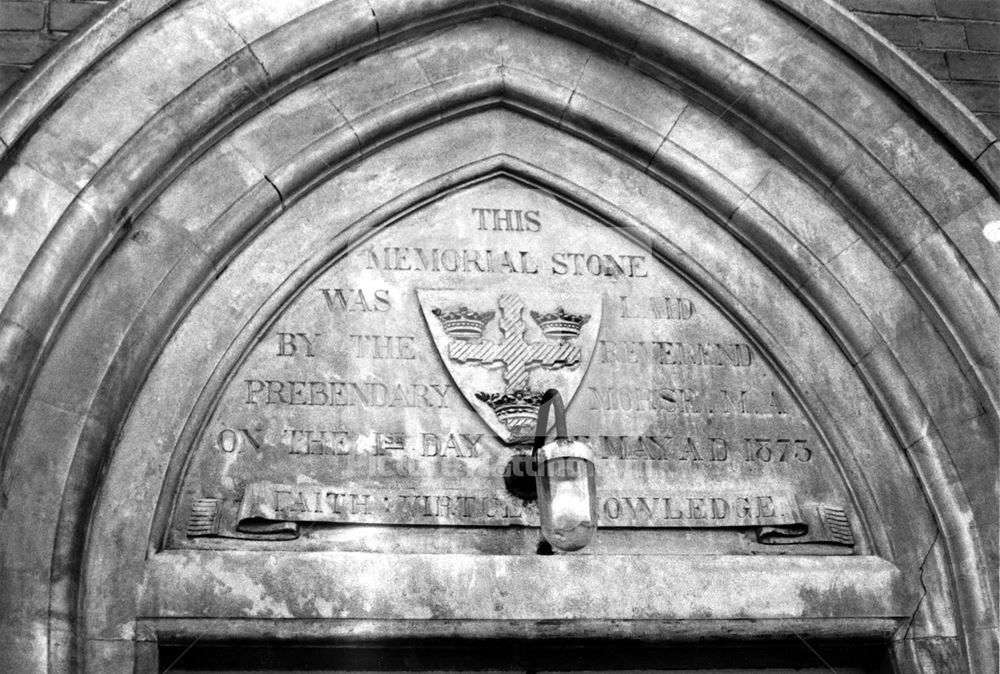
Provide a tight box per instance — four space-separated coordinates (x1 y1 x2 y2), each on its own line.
0 1 996 672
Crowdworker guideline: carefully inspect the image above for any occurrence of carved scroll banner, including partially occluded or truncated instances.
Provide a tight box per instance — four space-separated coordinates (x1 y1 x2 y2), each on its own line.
188 483 854 546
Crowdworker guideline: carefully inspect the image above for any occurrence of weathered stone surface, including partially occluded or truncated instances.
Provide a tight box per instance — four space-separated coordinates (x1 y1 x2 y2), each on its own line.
942 196 1000 298
144 138 264 238
141 550 909 620
748 167 861 266
831 154 938 263
0 161 77 307
668 106 774 194
0 3 996 674
775 0 999 187
867 116 990 224
171 179 857 553
15 1 247 194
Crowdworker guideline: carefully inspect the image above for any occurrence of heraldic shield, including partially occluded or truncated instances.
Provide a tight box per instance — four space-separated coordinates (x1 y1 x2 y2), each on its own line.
418 289 603 444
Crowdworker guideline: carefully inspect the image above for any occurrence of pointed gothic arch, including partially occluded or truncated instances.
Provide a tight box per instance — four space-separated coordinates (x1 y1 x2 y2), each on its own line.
0 2 996 671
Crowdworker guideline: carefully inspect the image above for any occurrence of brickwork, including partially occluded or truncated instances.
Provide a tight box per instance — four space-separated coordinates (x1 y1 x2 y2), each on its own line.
843 0 1000 134
0 1 106 96
0 0 998 134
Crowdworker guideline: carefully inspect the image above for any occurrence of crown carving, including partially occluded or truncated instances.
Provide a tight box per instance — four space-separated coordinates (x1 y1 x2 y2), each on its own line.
530 306 590 340
476 389 545 435
433 305 494 341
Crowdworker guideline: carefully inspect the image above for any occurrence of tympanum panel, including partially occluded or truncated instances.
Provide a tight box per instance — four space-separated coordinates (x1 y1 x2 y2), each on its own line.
171 178 858 554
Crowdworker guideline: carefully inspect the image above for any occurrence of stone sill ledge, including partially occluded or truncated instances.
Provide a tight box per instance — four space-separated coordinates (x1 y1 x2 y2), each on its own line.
137 551 910 624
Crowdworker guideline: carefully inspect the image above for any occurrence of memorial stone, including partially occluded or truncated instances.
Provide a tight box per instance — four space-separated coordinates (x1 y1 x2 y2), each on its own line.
175 179 857 555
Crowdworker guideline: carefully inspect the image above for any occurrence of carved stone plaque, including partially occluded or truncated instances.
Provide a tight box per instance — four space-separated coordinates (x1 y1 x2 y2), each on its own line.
174 177 857 552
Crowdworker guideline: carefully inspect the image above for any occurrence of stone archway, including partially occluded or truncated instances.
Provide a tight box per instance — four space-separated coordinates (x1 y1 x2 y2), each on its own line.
0 2 996 672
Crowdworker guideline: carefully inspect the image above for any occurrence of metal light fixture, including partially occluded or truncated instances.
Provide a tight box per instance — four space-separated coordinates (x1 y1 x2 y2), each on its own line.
520 389 598 552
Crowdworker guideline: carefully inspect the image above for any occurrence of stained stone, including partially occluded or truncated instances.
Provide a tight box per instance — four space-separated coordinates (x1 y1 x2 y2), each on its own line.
175 179 858 553
0 2 996 673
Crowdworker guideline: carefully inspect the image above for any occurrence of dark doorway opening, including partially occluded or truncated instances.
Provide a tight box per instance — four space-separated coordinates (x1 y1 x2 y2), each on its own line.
158 636 890 672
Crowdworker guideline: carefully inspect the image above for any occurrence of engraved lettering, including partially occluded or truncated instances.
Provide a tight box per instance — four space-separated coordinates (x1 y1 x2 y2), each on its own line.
373 432 406 455
493 208 517 231
742 437 814 463
587 386 700 414
769 390 789 416
709 437 728 461
320 288 390 312
472 207 490 230
362 246 640 276
594 495 787 524
421 433 440 457
420 432 482 457
283 429 352 455
215 427 260 452
244 380 451 408
720 389 748 414
276 332 320 357
233 484 838 534
463 249 485 272
598 341 752 367
471 208 543 233
245 380 265 404
757 496 776 518
620 296 695 319
216 428 239 453
349 334 417 360
524 210 541 232
551 253 648 278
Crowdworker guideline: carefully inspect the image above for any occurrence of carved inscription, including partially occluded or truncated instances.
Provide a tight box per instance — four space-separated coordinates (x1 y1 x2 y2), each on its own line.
587 387 788 416
244 380 451 408
619 295 695 319
276 332 320 357
214 427 261 453
600 494 779 524
472 207 542 232
365 247 647 278
320 288 391 312
598 341 753 367
182 182 854 549
349 334 416 359
213 429 815 468
590 435 813 463
189 483 854 546
283 429 351 455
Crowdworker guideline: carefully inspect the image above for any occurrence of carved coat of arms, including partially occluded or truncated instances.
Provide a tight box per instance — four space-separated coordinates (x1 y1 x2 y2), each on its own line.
418 289 603 443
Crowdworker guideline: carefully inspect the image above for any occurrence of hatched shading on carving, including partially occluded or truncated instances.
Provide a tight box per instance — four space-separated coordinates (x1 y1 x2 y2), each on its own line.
432 293 590 439
186 497 221 537
822 506 855 547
